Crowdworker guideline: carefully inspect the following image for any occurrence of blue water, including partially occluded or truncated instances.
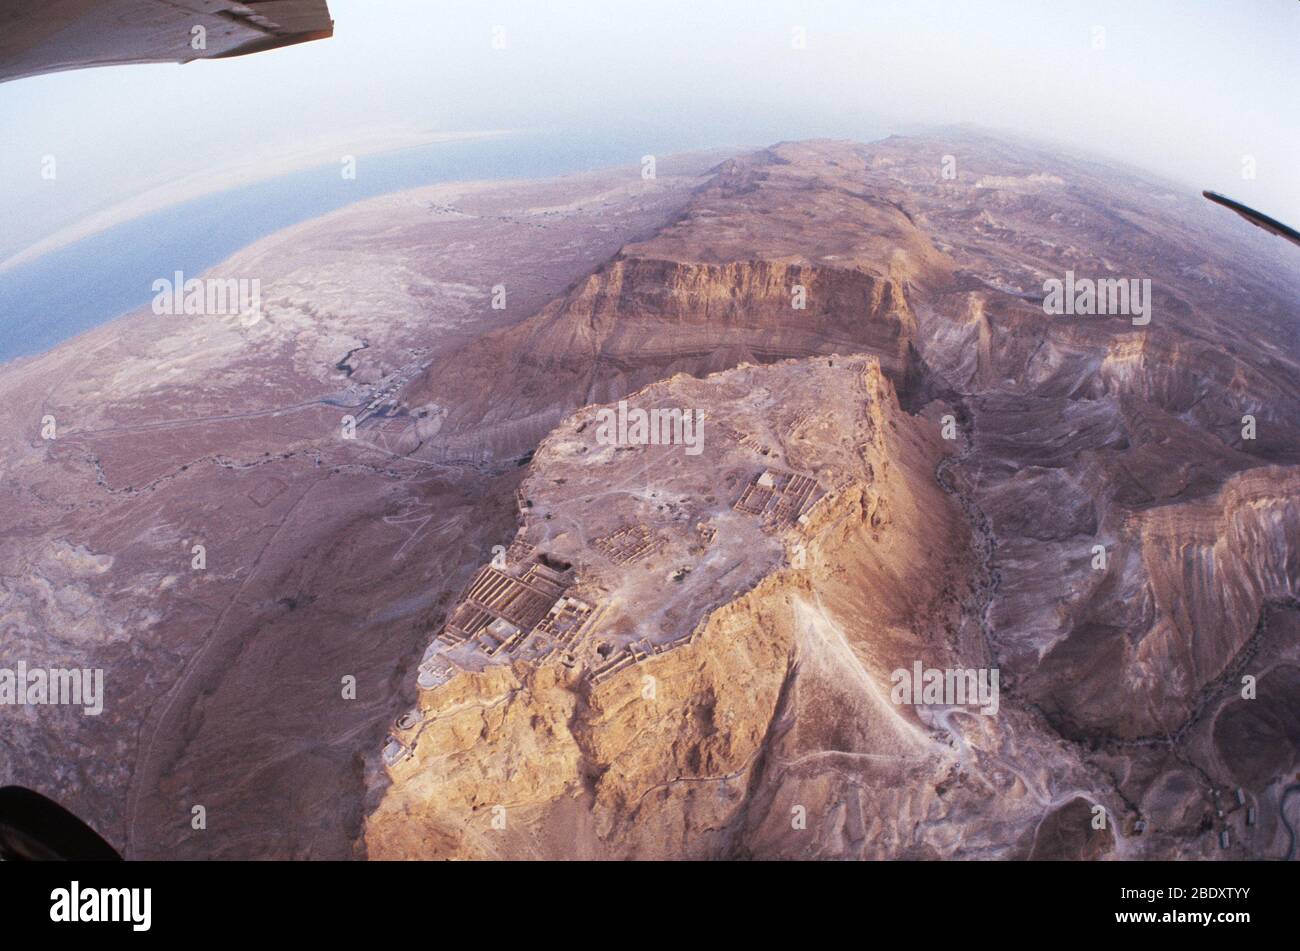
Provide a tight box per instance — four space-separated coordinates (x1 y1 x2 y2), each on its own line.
0 127 744 363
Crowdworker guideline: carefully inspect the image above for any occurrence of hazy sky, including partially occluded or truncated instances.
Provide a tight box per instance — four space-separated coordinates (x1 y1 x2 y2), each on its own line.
2 0 1297 260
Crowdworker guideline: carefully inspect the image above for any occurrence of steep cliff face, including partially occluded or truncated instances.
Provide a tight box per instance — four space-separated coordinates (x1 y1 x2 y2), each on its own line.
364 578 796 860
1023 468 1300 739
387 258 915 463
382 143 955 463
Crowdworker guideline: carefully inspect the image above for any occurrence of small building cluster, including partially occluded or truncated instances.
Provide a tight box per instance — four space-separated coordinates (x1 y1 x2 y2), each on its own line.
593 523 662 565
436 545 598 659
721 423 775 456
733 467 823 527
1210 786 1258 852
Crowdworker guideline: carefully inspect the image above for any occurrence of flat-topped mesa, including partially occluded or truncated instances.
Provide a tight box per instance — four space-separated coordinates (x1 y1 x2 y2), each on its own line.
407 356 896 682
366 353 985 858
509 355 913 669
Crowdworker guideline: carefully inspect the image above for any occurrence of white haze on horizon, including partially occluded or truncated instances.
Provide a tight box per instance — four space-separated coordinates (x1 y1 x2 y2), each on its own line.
0 0 1296 262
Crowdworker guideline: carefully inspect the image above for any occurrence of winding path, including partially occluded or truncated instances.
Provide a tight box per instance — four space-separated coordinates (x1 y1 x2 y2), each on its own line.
1281 783 1300 861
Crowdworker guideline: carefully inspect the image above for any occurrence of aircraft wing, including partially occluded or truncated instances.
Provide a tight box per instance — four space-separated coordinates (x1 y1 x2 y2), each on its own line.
0 0 333 84
1203 190 1300 250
